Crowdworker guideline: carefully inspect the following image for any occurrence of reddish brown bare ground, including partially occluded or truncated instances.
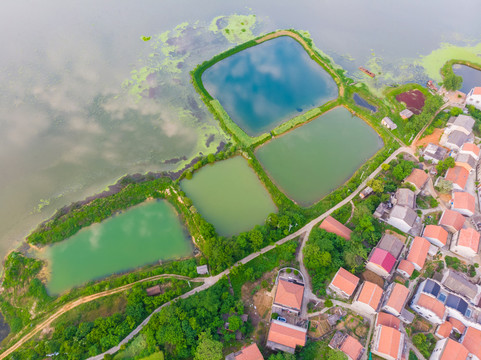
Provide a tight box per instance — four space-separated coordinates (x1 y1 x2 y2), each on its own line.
396 90 425 114
414 128 444 148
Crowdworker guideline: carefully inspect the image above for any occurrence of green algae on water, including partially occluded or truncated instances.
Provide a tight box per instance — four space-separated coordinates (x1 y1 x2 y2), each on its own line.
209 14 257 44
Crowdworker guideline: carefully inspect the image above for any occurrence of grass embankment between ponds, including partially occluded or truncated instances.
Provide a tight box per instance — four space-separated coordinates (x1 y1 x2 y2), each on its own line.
440 59 481 81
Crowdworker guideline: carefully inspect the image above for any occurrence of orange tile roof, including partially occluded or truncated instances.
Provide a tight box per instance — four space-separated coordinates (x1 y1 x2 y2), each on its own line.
340 335 364 360
417 293 446 319
452 192 476 214
235 343 264 360
331 267 360 297
376 312 401 330
461 142 480 157
445 166 469 190
436 321 453 339
357 281 383 310
423 225 448 246
397 259 414 276
439 209 466 232
385 283 410 314
274 279 304 310
448 317 466 334
267 322 306 349
440 338 469 360
407 237 430 269
319 216 352 240
473 87 481 95
456 227 480 252
405 168 429 189
375 325 402 359
462 327 481 359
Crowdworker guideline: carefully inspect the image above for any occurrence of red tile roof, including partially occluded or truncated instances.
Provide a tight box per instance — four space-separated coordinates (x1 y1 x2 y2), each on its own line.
473 87 481 95
448 317 466 334
439 338 469 360
397 259 414 277
376 312 401 330
462 327 481 360
357 281 383 310
439 209 466 232
369 248 396 273
461 142 480 157
456 227 480 253
445 166 469 190
405 168 429 189
235 343 264 360
417 293 446 319
423 225 448 246
436 322 453 339
340 335 364 360
385 283 410 314
319 216 352 240
274 279 304 310
407 237 430 269
452 192 476 215
267 322 306 349
375 325 402 359
331 267 360 297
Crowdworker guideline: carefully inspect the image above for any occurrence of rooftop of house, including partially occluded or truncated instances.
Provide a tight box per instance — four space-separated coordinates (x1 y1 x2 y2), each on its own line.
369 248 396 273
356 281 383 310
395 188 416 208
397 259 414 276
471 87 481 96
340 335 364 360
447 130 469 148
390 205 418 226
445 166 469 189
455 153 477 169
331 267 360 297
377 233 404 259
452 115 475 132
267 321 307 349
442 270 479 301
382 117 397 129
462 327 481 360
234 343 264 360
456 227 480 253
376 312 400 330
407 236 430 269
274 279 304 310
423 224 448 246
374 325 403 360
452 191 476 214
196 265 209 274
448 317 466 334
417 293 446 319
405 168 429 189
400 109 414 118
385 283 410 314
436 321 453 339
424 143 448 161
460 142 480 157
319 216 352 240
439 209 466 232
438 338 469 360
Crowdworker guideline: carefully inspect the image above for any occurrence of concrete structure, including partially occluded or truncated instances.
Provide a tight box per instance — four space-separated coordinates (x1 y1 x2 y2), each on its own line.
329 267 360 299
423 143 448 164
411 290 446 325
382 117 397 130
451 192 476 217
359 186 373 199
466 87 481 111
394 188 416 208
400 108 414 119
352 281 383 315
441 270 480 304
445 166 469 191
439 209 466 233
460 142 480 160
386 205 419 234
405 168 429 194
435 321 453 339
366 248 396 278
382 283 410 318
273 279 304 315
429 338 470 360
266 321 306 354
377 233 405 259
226 343 264 360
423 225 449 247
443 130 470 151
329 332 364 360
461 327 481 360
196 265 209 275
371 325 404 360
448 115 475 136
396 259 414 278
407 236 431 271
319 216 352 240
455 153 478 173
451 228 480 259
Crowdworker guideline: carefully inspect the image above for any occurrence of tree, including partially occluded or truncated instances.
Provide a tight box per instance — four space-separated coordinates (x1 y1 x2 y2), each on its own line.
367 179 384 193
227 315 242 331
194 332 223 360
443 72 463 91
268 353 296 360
249 229 264 250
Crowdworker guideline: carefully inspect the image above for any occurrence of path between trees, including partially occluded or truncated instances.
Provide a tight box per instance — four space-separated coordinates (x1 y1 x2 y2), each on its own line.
0 146 414 359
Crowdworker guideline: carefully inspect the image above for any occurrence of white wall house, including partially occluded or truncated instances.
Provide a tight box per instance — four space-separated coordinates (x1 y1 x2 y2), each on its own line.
466 87 481 111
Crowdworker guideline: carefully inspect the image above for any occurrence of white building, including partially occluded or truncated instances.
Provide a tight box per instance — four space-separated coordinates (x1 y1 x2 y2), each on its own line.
466 87 481 111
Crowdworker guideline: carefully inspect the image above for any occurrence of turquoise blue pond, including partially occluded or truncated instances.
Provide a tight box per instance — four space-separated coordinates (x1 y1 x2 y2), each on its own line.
202 36 338 136
453 64 481 93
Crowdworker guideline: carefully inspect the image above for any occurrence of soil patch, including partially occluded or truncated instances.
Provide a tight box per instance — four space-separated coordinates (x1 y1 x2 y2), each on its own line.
416 128 444 148
412 317 432 332
361 270 384 288
396 90 426 114
308 315 331 338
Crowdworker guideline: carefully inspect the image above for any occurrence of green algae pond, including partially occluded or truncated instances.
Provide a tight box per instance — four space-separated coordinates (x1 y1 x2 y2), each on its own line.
41 200 193 295
181 157 277 236
255 107 383 207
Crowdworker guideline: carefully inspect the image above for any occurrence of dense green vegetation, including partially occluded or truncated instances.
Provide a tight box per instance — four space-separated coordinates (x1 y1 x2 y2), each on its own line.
412 333 437 358
297 340 347 360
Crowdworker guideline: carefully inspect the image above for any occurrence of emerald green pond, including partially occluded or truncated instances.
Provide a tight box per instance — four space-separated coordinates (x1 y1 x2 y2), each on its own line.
255 107 383 206
181 157 277 236
43 200 192 295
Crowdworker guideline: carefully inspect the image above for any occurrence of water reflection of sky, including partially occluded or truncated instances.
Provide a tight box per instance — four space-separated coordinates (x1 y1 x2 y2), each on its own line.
453 64 481 93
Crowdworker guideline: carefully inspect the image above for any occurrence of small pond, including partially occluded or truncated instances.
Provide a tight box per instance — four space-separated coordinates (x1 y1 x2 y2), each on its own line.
353 93 377 112
452 64 481 94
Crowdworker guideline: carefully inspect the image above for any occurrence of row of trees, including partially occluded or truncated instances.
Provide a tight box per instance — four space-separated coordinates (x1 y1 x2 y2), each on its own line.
404 95 444 136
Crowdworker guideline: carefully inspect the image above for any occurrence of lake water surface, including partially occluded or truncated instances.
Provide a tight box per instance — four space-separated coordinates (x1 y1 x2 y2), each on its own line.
453 64 481 93
43 200 192 294
203 36 338 136
181 157 276 236
255 107 383 206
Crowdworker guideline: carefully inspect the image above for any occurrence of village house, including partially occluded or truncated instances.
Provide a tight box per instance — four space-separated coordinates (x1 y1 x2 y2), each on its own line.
410 280 446 325
429 338 470 360
459 142 480 161
455 153 477 173
359 186 373 199
366 248 396 279
196 265 209 275
400 108 413 119
329 267 360 299
319 215 352 240
466 87 481 111
382 283 411 320
225 343 264 360
352 281 383 316
447 115 475 136
445 166 469 191
371 325 404 360
448 317 466 335
441 270 480 306
451 191 476 217
443 130 471 151
386 205 420 234
393 188 416 208
407 236 430 271
329 332 364 360
423 225 449 248
266 320 307 354
272 278 304 315
396 259 414 278
435 321 453 339
439 209 466 233
423 143 448 164
461 326 481 360
376 312 401 330
450 227 480 259
381 117 397 130
405 168 429 194
377 233 405 259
